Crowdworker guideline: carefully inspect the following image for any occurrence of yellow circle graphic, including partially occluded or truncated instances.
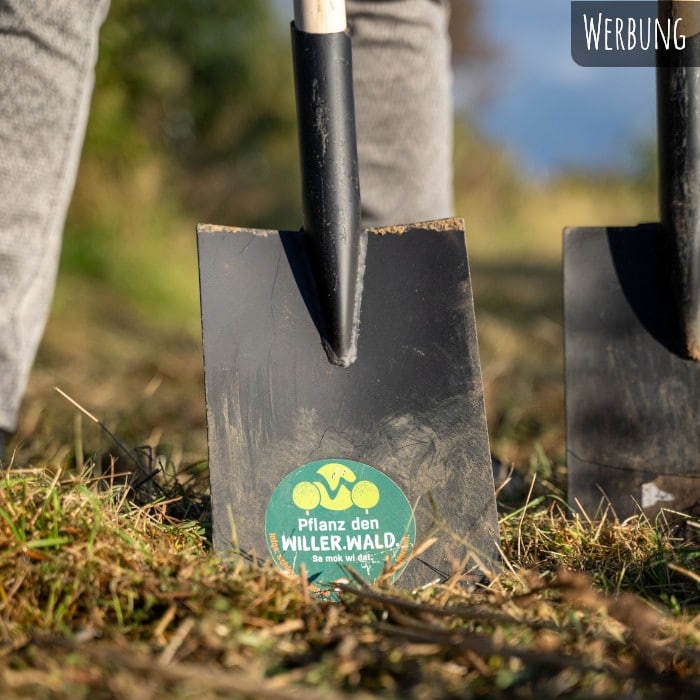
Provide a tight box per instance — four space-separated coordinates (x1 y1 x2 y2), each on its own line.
351 480 380 510
292 481 321 511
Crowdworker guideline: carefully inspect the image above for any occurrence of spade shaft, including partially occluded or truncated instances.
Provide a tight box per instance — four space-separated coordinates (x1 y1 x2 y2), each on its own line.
657 2 700 360
292 1 364 367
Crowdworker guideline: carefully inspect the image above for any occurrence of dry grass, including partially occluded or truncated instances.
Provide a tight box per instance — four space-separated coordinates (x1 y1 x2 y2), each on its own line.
1 467 699 699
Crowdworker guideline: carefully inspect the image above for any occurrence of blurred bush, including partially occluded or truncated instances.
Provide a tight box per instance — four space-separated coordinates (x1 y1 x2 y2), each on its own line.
62 0 300 325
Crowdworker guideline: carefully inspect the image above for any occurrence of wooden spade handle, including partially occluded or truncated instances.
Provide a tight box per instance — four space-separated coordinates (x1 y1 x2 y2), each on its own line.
294 0 346 34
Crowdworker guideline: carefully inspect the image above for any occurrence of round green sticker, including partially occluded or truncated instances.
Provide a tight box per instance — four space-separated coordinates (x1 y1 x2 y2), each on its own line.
265 459 415 597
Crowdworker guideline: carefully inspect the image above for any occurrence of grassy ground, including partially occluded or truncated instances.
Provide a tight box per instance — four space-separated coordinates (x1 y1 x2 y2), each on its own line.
2 469 699 698
2 130 699 697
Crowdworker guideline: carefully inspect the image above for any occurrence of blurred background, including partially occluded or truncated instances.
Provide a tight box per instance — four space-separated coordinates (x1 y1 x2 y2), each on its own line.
21 0 658 494
467 0 656 176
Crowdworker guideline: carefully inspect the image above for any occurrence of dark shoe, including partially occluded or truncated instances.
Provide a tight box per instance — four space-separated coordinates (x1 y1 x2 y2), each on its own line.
0 430 9 463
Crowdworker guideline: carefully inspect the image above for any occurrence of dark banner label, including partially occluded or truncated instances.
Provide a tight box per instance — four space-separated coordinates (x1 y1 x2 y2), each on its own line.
572 2 700 67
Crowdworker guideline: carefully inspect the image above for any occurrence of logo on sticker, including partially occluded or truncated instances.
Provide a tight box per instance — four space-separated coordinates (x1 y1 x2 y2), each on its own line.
266 460 415 597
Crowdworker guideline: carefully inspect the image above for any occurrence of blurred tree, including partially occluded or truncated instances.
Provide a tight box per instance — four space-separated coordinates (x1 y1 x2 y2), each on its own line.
449 0 502 112
85 0 299 227
450 0 495 65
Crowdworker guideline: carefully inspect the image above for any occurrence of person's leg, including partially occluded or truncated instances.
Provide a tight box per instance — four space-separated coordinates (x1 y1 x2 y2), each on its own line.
0 0 110 438
346 0 454 227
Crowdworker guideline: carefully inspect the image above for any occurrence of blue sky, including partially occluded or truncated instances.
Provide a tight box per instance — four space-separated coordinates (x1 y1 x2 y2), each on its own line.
467 0 656 175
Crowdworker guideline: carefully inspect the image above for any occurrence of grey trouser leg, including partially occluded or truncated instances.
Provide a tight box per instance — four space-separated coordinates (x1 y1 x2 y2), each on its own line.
0 1 110 431
347 0 454 227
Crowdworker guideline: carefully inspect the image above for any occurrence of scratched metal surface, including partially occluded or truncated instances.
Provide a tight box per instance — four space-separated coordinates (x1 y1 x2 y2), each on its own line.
197 219 500 589
564 224 700 519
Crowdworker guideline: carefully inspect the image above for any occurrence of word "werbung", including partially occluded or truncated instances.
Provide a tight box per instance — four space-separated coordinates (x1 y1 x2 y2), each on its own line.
582 13 686 51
